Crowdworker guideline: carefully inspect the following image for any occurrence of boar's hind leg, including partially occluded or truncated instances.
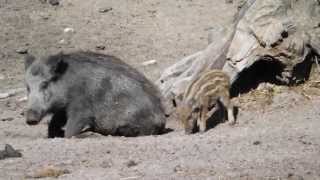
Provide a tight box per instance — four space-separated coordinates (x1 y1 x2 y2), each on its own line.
48 110 67 138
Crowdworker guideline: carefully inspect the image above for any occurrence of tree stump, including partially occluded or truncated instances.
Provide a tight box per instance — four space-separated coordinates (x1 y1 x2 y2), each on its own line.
157 0 320 114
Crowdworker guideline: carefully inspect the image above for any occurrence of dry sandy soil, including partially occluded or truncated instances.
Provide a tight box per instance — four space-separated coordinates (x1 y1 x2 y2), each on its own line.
0 0 320 179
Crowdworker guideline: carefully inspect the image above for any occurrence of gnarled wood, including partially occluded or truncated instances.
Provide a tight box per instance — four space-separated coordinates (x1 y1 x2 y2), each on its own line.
158 0 320 114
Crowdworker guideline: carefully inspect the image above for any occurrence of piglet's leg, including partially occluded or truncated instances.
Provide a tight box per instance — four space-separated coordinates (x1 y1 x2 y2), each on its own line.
199 100 209 133
227 106 235 126
219 95 235 126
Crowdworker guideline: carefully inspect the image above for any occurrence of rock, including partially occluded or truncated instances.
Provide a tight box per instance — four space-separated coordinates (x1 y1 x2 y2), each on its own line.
48 0 59 6
225 0 233 4
99 7 113 13
15 48 28 54
0 144 22 160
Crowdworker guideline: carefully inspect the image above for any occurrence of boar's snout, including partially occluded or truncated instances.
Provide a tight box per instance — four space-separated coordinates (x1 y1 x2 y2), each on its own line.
26 109 42 125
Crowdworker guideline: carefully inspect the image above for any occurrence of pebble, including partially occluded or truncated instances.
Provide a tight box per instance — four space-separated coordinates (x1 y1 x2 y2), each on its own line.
0 88 25 99
15 48 28 54
49 0 59 6
126 160 138 167
1 117 14 122
0 74 4 80
0 144 22 160
18 96 28 102
141 60 157 66
99 7 113 13
64 27 75 33
0 93 10 99
253 141 261 145
101 160 112 168
58 39 67 44
96 45 106 50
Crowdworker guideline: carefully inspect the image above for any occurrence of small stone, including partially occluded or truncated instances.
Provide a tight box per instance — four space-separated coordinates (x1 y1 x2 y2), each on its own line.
0 74 4 80
96 45 106 50
99 7 113 13
299 140 312 145
287 173 304 180
0 144 22 160
253 141 261 145
16 48 28 54
64 27 75 33
141 60 157 66
225 0 233 4
126 160 138 167
18 96 28 102
1 117 14 122
48 0 59 6
101 160 112 168
58 39 67 44
0 88 25 99
173 165 183 172
0 93 10 99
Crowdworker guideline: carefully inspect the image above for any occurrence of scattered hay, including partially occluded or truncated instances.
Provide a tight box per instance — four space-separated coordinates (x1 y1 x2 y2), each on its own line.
26 165 70 179
232 82 285 111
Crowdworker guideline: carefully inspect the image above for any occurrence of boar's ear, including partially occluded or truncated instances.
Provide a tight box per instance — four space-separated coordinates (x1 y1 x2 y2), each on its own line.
48 52 69 78
24 54 36 70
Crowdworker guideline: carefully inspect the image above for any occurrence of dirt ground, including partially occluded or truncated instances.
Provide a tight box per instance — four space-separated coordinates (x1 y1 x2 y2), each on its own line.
0 0 320 179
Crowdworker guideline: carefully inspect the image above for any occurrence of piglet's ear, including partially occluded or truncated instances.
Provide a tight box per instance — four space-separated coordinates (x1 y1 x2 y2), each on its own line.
47 52 69 79
24 54 36 70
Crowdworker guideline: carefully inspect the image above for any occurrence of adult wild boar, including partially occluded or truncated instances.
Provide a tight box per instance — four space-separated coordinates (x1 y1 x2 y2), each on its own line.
24 51 166 138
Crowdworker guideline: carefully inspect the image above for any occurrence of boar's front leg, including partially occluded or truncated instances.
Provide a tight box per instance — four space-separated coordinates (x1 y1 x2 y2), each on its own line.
64 110 95 138
64 100 96 138
48 110 67 138
64 118 92 138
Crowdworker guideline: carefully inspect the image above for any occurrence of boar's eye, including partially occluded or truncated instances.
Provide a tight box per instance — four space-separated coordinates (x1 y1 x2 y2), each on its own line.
40 81 49 90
